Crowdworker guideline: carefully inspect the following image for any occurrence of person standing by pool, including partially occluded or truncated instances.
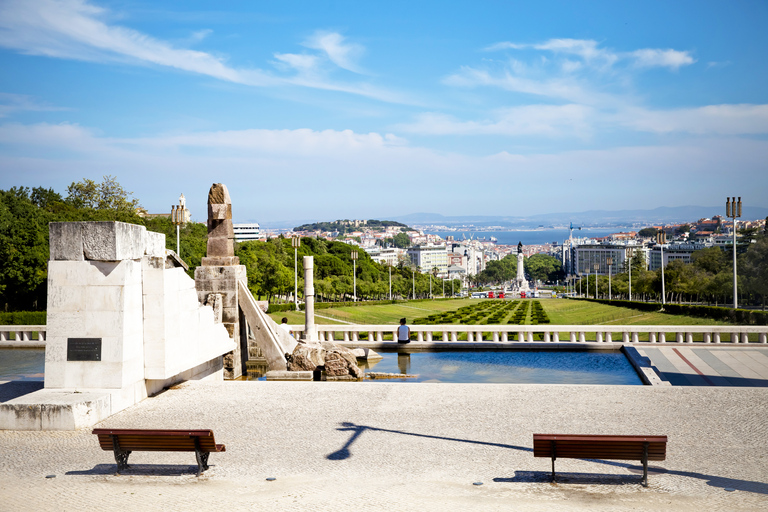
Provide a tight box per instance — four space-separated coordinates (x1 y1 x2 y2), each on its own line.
397 318 410 344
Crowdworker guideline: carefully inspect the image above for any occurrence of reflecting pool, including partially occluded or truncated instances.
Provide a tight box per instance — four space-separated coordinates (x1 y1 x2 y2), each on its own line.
360 350 643 385
0 348 45 381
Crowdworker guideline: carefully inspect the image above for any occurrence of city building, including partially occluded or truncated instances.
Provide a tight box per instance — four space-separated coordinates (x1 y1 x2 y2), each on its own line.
365 246 405 266
407 244 448 275
233 223 261 242
574 242 648 275
648 242 712 271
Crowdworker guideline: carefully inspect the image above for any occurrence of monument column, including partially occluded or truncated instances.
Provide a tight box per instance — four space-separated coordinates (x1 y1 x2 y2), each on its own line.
195 183 248 379
303 256 317 342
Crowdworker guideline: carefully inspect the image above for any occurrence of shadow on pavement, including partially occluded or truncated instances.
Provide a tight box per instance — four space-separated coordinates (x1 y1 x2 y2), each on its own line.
329 421 768 495
0 380 44 402
66 464 207 477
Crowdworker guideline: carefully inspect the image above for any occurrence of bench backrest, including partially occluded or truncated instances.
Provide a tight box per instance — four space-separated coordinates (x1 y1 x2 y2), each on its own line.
92 428 224 453
533 434 667 461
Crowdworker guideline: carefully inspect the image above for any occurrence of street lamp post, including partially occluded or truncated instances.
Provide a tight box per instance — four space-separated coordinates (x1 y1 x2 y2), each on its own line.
579 273 582 297
593 263 599 299
388 262 392 301
586 268 590 299
627 247 634 301
657 231 666 306
607 257 613 301
170 193 190 257
412 268 415 300
726 196 742 309
292 236 300 311
351 250 358 302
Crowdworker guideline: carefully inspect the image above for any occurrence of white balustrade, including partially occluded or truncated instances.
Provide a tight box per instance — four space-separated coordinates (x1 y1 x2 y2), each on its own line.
4 324 768 347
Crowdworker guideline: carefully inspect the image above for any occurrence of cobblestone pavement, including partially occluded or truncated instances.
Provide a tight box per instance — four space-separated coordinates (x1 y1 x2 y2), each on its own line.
1 381 767 511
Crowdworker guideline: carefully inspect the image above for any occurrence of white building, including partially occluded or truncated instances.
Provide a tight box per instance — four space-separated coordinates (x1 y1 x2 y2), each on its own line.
648 242 712 271
233 223 261 242
365 246 405 266
574 242 648 275
407 244 448 275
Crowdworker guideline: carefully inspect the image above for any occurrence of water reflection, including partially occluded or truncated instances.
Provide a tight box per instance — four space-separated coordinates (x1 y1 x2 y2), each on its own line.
363 350 643 385
397 353 410 374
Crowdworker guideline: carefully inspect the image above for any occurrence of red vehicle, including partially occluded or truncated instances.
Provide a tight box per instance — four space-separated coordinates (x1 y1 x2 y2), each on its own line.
521 291 526 298
488 291 494 298
498 292 505 299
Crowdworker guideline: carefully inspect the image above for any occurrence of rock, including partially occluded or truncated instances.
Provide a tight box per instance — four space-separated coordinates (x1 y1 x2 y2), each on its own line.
286 341 363 378
367 372 418 379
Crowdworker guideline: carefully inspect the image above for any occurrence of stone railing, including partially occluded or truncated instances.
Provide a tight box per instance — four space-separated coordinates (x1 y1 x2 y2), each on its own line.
5 324 768 346
288 324 768 344
0 325 46 346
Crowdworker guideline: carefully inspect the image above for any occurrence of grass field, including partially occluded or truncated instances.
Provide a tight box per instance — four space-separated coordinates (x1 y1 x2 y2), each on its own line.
270 298 732 326
268 298 756 342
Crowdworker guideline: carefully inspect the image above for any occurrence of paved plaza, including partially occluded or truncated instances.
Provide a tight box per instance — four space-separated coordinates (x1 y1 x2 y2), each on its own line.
638 346 768 387
1 380 767 511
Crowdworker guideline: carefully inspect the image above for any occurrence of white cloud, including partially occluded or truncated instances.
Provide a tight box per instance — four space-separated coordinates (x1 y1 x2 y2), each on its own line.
485 38 694 71
2 121 764 221
399 104 594 137
0 92 69 117
303 31 365 74
273 53 320 74
620 104 768 135
0 0 403 103
630 48 695 70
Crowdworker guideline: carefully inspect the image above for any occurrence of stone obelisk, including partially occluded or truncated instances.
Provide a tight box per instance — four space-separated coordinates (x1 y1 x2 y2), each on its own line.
195 184 248 379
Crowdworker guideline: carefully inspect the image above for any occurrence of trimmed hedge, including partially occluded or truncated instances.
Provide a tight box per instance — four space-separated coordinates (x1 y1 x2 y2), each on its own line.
0 311 47 325
578 298 768 325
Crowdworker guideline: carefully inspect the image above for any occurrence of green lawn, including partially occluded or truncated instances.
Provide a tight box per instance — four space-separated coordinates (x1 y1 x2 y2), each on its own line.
270 298 739 326
540 300 733 326
269 299 479 326
268 298 755 342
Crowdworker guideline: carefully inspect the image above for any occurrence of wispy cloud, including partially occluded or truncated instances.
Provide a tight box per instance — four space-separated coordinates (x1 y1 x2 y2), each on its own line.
619 104 768 135
0 92 69 117
0 0 403 103
485 38 695 70
303 31 366 74
398 104 594 137
1 121 765 219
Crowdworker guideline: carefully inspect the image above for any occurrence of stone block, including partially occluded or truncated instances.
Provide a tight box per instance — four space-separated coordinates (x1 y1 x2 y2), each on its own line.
47 284 86 312
222 307 239 324
0 404 42 430
82 221 146 261
208 220 234 239
49 222 83 261
84 285 123 312
208 203 231 220
145 231 165 257
206 236 234 257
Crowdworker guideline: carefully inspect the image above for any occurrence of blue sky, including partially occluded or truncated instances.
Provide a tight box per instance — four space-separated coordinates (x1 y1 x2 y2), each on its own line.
0 0 766 225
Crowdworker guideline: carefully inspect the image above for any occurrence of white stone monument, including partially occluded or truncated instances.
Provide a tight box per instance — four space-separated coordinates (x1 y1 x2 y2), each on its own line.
0 221 234 430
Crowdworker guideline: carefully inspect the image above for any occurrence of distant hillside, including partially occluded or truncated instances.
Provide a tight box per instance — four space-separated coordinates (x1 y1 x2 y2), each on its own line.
294 219 409 234
393 205 768 228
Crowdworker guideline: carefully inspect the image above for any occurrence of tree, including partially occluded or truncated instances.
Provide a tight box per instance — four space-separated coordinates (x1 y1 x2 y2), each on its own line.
392 232 410 248
524 254 564 283
638 227 658 238
742 235 768 309
66 175 141 212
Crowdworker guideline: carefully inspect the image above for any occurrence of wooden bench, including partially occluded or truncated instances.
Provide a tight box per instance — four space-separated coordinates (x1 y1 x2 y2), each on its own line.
92 428 226 476
533 434 667 486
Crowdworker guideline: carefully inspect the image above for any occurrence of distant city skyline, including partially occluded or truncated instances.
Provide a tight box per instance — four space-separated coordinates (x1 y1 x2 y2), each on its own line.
1 0 766 223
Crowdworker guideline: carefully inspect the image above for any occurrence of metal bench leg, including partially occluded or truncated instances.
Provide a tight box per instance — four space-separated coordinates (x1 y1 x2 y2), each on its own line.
551 440 557 483
111 436 131 473
194 438 210 476
642 442 649 487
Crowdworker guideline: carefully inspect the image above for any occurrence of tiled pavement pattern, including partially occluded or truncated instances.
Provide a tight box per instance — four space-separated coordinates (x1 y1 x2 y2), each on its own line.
1 381 767 511
637 346 768 387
